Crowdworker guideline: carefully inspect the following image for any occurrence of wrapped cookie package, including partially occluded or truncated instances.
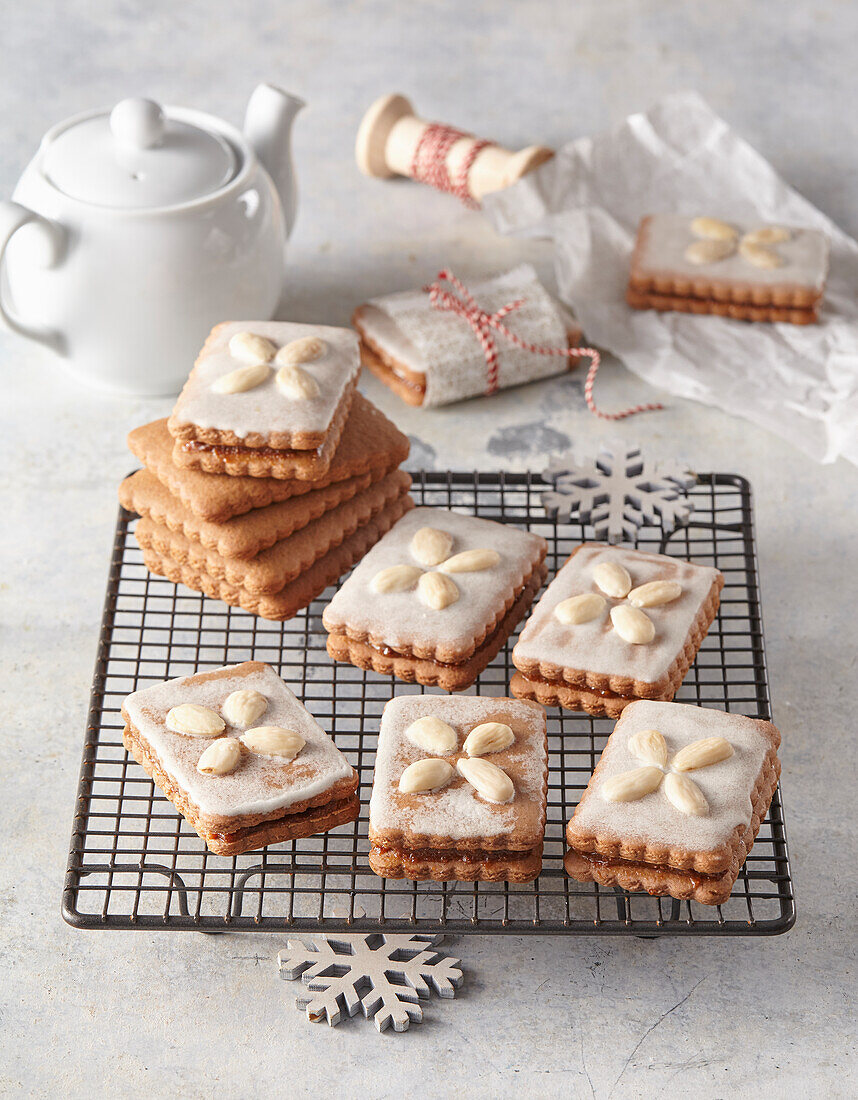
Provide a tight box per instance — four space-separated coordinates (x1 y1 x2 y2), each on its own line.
353 263 584 407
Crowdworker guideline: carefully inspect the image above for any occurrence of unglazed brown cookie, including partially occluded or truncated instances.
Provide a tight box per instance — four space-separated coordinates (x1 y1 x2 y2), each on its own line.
131 470 411 592
368 694 548 882
564 700 781 905
138 493 414 621
126 395 410 523
121 662 360 856
511 544 723 714
627 214 829 323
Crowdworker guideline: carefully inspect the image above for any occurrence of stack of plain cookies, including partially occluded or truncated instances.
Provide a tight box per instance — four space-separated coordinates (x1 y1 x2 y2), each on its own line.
121 321 413 620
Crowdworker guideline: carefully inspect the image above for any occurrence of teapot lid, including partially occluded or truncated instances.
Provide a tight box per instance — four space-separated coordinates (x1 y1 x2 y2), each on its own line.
41 98 239 209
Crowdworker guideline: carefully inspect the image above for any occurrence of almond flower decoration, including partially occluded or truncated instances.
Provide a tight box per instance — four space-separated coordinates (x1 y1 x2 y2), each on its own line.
370 526 501 610
684 217 791 270
397 716 516 804
211 331 328 399
601 729 734 817
554 559 683 645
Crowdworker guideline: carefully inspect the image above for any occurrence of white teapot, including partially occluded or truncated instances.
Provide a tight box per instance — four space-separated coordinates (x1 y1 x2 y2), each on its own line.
0 84 304 394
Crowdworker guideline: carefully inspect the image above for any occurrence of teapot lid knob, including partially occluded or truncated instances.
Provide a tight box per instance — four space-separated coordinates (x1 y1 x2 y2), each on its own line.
110 98 165 150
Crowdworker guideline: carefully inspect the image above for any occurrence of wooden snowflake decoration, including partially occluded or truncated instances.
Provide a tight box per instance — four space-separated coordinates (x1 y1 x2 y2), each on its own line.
541 441 695 543
278 933 463 1032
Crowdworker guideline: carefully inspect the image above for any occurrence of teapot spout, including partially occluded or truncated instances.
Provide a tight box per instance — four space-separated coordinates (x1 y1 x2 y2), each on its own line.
244 83 305 239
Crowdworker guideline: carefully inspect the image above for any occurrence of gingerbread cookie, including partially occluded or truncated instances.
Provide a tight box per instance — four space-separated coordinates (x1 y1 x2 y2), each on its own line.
139 492 414 621
127 395 410 523
121 661 360 856
627 215 829 323
168 321 361 479
368 694 548 882
564 700 781 905
129 469 411 589
511 544 723 716
322 506 548 690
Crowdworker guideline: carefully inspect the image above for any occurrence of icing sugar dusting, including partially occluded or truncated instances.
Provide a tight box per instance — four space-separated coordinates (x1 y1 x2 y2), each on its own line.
370 695 547 843
123 663 353 818
572 701 773 853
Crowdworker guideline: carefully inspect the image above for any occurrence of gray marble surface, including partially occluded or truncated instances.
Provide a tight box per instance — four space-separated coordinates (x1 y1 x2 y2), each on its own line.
1 1 856 1096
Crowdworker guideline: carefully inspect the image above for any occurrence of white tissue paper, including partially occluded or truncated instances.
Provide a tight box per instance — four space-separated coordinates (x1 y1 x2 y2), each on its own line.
485 92 858 466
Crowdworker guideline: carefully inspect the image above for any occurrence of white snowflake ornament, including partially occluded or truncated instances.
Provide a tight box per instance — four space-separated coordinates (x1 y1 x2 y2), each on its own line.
278 933 463 1032
541 441 695 543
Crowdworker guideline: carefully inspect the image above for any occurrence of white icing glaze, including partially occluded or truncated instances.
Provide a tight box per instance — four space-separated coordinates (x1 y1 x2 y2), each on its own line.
323 507 545 653
637 214 829 288
362 264 572 407
513 545 719 683
171 322 360 439
123 663 353 818
369 695 547 841
571 701 771 852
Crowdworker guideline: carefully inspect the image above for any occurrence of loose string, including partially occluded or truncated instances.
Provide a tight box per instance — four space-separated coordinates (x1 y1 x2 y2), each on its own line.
425 269 663 419
410 123 493 209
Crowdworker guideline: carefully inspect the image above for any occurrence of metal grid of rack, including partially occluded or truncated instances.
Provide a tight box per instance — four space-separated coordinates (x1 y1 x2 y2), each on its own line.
63 471 794 935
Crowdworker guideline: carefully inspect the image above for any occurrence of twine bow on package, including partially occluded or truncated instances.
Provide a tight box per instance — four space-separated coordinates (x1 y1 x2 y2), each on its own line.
485 92 858 466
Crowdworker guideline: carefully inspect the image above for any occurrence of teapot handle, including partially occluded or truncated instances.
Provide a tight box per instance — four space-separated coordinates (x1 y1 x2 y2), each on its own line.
0 201 67 354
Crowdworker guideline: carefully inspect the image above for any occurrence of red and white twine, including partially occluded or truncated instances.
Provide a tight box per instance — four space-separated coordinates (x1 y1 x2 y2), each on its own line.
424 270 663 420
410 122 493 209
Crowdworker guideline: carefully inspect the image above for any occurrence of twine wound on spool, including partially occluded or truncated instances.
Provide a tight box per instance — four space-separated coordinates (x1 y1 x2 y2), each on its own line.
356 94 554 205
424 270 664 419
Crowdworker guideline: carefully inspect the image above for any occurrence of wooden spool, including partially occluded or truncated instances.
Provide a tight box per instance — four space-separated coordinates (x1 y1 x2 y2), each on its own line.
355 93 554 203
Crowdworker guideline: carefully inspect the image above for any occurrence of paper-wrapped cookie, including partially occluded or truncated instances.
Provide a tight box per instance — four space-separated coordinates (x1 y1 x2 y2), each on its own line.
353 264 584 407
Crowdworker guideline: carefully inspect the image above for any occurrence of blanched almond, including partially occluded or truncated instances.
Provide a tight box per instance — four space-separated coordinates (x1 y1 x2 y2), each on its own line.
463 721 514 757
439 548 501 573
627 580 682 608
417 571 459 610
410 526 453 567
456 757 514 803
398 757 454 794
554 592 606 625
166 703 225 738
685 239 736 264
405 715 457 755
241 726 305 760
197 737 241 776
275 336 327 366
739 239 784 268
671 736 734 772
628 728 668 768
601 766 663 803
664 772 709 816
212 362 270 394
690 216 738 241
743 225 790 245
229 331 276 364
592 560 632 598
371 564 423 594
221 689 267 728
276 364 321 400
610 604 655 645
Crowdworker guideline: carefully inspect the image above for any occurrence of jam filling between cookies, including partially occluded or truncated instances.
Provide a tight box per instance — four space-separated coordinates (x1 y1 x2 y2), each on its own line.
519 671 642 702
206 794 357 844
570 849 724 890
371 844 537 865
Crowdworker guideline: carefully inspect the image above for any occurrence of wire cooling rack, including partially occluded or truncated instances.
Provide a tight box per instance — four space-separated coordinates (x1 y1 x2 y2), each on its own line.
63 471 794 936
